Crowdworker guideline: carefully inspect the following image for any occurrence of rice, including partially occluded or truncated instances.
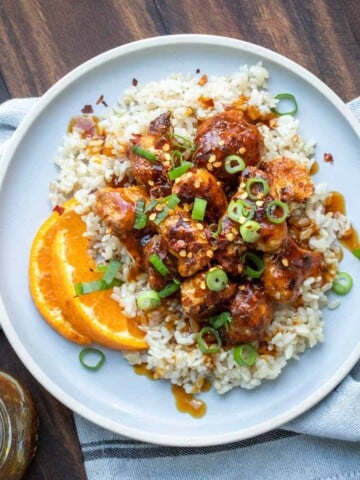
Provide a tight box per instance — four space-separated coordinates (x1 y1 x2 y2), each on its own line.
50 63 350 394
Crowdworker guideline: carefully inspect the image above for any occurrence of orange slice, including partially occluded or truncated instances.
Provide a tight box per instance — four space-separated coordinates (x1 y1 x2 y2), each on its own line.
29 201 91 345
50 207 148 350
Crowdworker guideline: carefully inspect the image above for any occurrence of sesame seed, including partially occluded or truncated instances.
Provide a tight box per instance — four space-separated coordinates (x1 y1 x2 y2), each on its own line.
239 216 246 224
200 281 206 290
209 154 216 163
206 250 214 258
207 163 213 171
226 233 235 241
155 204 163 212
218 140 225 146
292 135 299 143
179 249 187 257
281 258 289 267
162 143 170 151
213 161 222 168
149 213 156 221
163 153 171 160
239 147 246 154
240 182 246 188
187 252 193 259
240 192 248 199
196 223 204 230
256 200 264 207
194 181 201 188
148 180 154 186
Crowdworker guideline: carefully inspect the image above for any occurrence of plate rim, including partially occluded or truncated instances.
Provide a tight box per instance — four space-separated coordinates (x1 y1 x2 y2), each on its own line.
0 34 359 447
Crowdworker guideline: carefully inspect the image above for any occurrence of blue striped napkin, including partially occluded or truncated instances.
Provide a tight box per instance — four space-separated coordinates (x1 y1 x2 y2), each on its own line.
0 97 359 480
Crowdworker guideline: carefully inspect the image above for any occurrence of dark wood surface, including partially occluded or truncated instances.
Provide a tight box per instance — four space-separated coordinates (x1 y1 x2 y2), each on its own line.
0 1 359 478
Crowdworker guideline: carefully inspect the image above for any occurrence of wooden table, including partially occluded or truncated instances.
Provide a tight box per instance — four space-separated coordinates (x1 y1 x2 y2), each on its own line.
0 1 359 478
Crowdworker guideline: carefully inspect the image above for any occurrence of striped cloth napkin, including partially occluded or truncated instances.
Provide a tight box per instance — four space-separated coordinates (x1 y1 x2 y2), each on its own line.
0 97 359 480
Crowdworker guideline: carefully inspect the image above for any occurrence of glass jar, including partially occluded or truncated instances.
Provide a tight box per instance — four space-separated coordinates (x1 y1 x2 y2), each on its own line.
0 371 38 479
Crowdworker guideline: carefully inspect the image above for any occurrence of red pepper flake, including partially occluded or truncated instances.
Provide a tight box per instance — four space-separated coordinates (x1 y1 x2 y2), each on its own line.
53 205 65 215
324 153 334 164
132 78 138 87
196 68 200 74
81 104 94 114
198 74 208 86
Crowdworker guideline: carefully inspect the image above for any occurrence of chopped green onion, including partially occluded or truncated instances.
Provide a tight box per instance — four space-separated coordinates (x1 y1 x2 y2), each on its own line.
197 327 222 354
211 219 224 238
170 133 196 152
79 348 106 371
158 279 180 298
227 199 255 223
353 248 360 259
233 344 258 367
74 278 122 296
102 259 122 285
191 197 207 221
133 200 148 229
266 200 289 224
271 93 298 116
144 199 158 213
210 311 232 330
242 252 265 279
153 207 169 225
224 155 246 174
96 263 108 272
131 145 158 162
163 193 180 210
136 290 161 310
240 220 261 243
170 150 184 167
245 178 269 200
168 161 193 181
149 253 170 276
332 272 353 295
205 267 228 292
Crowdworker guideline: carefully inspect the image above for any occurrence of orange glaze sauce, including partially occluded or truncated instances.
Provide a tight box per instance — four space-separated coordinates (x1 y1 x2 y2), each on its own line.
134 365 208 418
171 385 207 418
325 191 360 254
310 160 319 175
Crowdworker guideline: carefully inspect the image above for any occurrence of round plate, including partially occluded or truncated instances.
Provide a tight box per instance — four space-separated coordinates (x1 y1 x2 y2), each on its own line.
0 35 359 446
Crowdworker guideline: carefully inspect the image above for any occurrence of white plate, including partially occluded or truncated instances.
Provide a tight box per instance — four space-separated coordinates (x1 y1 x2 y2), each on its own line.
0 35 359 447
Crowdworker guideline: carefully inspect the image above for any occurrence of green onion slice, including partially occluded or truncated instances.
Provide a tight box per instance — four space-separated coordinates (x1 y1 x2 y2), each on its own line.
197 327 222 354
170 133 196 152
211 219 224 238
149 253 170 276
79 348 106 371
144 199 158 213
133 200 148 229
245 177 269 200
131 145 158 162
170 150 184 167
163 193 180 210
265 200 289 224
136 290 161 310
240 220 261 243
352 248 360 259
224 155 246 174
191 197 207 221
158 279 180 298
242 252 265 279
74 278 122 296
233 344 258 367
153 207 169 225
271 93 298 116
205 267 228 292
102 259 122 285
332 272 353 295
96 263 108 272
168 161 193 181
227 199 255 223
210 311 232 330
